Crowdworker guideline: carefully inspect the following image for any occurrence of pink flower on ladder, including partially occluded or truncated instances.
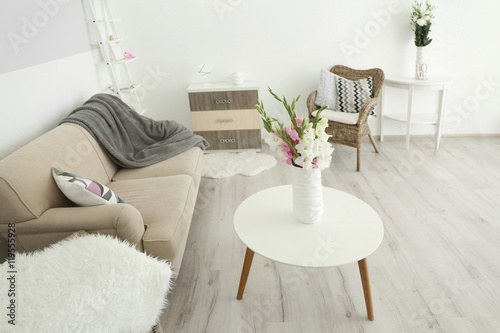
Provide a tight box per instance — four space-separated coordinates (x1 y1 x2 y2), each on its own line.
124 51 136 59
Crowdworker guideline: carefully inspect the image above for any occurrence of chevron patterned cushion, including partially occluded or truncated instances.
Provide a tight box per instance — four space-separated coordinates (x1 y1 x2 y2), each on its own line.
335 76 374 115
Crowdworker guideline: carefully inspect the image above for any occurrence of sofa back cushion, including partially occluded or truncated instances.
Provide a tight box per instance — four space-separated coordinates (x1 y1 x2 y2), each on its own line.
0 124 118 223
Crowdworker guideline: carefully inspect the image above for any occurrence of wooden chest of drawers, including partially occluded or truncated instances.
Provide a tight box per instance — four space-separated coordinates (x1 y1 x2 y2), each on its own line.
187 81 262 151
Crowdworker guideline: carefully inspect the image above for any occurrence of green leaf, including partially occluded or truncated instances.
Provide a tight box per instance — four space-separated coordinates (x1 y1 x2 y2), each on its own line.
283 96 289 111
268 87 283 103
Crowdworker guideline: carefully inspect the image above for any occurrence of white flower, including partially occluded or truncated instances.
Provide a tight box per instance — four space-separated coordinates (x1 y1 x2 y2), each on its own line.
316 130 330 143
314 117 328 130
315 126 330 143
295 154 314 170
424 15 430 22
417 18 427 26
265 134 283 152
314 141 335 170
295 141 316 170
314 117 330 139
301 128 315 145
295 141 315 158
315 156 331 170
318 116 328 128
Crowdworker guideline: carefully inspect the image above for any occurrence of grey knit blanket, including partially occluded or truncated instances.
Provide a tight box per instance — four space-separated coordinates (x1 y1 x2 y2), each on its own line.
60 93 209 168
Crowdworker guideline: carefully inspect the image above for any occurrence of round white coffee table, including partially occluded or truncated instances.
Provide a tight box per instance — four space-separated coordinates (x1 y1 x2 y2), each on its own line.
234 185 384 320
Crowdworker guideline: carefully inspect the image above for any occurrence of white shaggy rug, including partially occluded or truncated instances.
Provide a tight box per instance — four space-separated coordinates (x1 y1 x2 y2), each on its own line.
0 234 172 333
202 151 277 178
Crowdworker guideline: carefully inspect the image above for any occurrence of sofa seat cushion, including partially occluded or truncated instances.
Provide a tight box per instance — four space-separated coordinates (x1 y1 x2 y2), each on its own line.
112 147 203 187
107 175 197 265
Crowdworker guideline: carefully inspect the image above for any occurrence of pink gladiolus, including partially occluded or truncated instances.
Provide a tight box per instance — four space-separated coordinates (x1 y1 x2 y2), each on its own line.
296 116 304 127
281 144 294 165
285 126 300 144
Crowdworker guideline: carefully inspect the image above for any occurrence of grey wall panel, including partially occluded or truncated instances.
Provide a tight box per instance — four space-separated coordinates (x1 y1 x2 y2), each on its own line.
0 0 90 74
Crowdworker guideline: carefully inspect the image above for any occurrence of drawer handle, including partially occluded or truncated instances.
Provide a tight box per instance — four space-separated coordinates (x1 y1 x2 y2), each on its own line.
220 138 236 143
216 118 234 123
216 99 232 104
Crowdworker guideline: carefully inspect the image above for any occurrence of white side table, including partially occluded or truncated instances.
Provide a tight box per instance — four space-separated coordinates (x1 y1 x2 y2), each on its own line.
234 185 384 320
379 76 453 150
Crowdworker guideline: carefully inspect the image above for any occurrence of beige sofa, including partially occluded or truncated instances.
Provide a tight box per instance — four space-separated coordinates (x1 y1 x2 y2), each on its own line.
0 123 203 278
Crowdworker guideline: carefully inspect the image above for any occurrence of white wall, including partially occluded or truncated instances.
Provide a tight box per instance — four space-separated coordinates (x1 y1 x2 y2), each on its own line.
1 0 499 159
0 0 90 74
111 0 500 136
0 51 103 158
0 0 103 159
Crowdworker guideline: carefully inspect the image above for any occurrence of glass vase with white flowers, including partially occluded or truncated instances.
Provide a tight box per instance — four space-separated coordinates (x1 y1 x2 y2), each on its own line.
256 88 334 171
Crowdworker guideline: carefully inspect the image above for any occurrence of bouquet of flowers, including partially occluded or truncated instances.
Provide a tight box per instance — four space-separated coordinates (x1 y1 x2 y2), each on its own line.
410 1 436 47
256 88 334 170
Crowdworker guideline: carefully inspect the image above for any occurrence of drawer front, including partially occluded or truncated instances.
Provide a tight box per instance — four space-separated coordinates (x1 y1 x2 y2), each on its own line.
196 130 262 150
189 90 258 111
191 109 261 131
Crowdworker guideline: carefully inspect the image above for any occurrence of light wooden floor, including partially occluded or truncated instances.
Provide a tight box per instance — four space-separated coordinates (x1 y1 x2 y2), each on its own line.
161 137 500 333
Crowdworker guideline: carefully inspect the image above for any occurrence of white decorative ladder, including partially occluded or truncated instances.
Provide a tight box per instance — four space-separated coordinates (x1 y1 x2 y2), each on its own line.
82 0 145 114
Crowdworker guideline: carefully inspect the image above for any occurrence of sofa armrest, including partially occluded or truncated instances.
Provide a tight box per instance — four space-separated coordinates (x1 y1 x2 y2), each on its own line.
2 204 145 252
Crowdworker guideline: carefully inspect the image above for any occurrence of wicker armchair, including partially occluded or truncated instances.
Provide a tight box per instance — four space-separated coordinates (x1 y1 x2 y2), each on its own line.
307 65 385 171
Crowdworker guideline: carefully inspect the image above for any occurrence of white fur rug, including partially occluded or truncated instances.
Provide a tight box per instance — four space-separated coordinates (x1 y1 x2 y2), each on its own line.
202 151 277 178
0 234 172 333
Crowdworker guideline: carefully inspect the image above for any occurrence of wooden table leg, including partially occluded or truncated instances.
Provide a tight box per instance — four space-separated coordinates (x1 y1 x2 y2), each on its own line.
358 257 374 321
236 247 255 300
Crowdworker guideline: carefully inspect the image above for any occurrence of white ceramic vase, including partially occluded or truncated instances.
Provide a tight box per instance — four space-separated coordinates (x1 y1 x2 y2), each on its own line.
227 72 245 85
415 46 428 80
292 166 324 224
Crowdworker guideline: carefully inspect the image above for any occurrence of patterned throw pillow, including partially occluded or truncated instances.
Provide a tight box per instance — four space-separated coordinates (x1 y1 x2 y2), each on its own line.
52 167 125 206
315 69 339 109
335 76 375 115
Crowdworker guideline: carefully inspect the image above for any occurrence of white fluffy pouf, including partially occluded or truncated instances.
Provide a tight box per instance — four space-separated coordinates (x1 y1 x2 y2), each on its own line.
202 151 277 178
0 234 172 333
